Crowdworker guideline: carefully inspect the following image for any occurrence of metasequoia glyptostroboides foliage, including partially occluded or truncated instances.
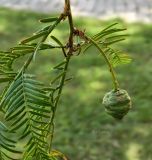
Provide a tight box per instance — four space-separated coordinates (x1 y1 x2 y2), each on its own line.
0 0 132 159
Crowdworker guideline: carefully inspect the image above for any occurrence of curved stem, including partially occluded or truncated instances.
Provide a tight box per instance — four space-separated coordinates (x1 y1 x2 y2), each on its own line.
48 0 74 152
48 55 71 152
88 37 119 90
53 56 71 114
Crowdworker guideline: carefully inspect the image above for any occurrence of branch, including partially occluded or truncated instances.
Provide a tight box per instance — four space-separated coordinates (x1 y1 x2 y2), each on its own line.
65 0 74 54
22 12 66 71
48 0 74 152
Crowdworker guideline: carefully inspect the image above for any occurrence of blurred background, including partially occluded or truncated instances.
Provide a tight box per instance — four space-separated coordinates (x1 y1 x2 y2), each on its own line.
0 0 152 160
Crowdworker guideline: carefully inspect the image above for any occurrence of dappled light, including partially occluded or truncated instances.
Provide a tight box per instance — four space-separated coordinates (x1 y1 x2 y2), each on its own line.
126 143 142 160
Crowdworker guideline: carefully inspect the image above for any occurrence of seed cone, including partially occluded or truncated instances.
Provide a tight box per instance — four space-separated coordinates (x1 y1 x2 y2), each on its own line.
102 89 131 119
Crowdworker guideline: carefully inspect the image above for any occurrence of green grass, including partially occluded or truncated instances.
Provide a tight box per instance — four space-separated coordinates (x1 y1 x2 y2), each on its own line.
0 7 152 160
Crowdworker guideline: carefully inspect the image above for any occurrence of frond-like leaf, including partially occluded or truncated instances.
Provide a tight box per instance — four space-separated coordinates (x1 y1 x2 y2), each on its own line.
83 23 132 67
83 23 127 53
0 122 21 160
0 51 17 83
0 72 53 159
104 48 132 67
93 22 126 41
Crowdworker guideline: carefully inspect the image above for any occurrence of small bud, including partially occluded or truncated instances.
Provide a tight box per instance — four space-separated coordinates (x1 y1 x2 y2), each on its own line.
102 89 132 120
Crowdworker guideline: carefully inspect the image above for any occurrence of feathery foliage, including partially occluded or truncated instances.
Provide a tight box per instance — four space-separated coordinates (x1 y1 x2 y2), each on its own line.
1 72 52 159
0 122 21 160
0 51 16 83
0 0 132 159
83 23 132 67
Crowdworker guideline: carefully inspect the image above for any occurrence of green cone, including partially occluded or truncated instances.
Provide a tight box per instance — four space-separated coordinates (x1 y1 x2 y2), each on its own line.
102 89 132 119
